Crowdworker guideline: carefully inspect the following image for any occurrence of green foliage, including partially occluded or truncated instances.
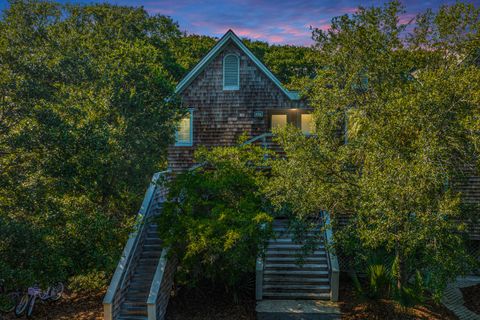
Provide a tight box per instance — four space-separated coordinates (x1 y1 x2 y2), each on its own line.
158 142 273 291
0 0 183 289
350 251 425 306
68 271 108 293
267 1 480 302
246 40 317 89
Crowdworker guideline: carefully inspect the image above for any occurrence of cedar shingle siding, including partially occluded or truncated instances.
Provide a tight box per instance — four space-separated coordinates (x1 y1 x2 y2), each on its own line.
168 42 305 171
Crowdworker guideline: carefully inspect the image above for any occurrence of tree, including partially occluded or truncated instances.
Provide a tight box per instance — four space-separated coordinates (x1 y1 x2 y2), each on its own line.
158 142 273 294
266 1 480 301
0 0 183 288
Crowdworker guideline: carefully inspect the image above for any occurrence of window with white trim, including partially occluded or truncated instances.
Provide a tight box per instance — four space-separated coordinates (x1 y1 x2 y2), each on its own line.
223 54 239 90
301 113 314 135
175 109 193 146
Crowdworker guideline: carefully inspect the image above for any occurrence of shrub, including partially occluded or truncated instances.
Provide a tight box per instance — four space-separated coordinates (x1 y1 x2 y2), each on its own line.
158 142 273 293
68 271 108 293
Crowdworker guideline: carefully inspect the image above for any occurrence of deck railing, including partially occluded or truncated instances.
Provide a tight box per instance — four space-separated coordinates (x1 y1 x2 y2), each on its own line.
103 170 170 320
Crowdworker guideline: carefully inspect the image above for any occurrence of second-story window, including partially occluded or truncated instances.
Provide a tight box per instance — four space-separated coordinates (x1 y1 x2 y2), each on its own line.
271 114 287 129
301 113 314 135
175 109 193 146
223 54 239 90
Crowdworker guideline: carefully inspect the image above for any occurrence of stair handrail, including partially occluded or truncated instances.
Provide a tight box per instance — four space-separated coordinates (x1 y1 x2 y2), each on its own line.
323 210 340 302
255 223 267 301
144 162 207 319
103 169 171 320
241 132 273 148
147 247 174 320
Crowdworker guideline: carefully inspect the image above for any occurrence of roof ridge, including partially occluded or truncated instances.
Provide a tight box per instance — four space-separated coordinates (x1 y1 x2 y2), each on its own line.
175 29 299 101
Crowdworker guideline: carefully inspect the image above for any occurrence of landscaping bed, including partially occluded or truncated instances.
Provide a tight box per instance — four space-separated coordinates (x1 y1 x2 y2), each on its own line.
0 277 461 320
461 283 480 315
338 275 458 320
165 281 256 320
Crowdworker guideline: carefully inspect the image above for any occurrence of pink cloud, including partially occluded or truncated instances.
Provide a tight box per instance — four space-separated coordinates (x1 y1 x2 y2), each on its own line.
267 35 286 43
280 25 310 38
340 7 358 14
316 23 331 31
227 27 265 40
399 13 416 25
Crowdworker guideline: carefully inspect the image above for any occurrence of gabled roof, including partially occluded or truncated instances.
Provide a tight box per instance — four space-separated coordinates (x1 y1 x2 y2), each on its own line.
175 29 300 100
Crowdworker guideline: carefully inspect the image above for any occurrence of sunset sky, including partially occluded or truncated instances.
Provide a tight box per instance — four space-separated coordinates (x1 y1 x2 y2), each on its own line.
1 0 479 45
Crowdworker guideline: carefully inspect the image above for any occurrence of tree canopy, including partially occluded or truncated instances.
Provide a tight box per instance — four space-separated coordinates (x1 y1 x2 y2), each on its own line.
266 1 480 300
0 0 183 287
0 0 315 290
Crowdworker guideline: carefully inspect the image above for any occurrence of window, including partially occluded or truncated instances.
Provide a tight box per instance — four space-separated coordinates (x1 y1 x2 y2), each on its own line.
223 54 239 90
301 113 314 135
271 114 287 130
269 110 314 134
175 109 193 146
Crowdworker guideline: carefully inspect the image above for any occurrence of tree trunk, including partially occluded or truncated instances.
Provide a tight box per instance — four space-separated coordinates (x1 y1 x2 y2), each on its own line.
395 243 407 291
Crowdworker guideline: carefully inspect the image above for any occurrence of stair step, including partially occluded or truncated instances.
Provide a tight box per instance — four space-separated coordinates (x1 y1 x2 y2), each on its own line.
144 239 162 245
140 251 162 260
122 301 146 307
118 316 148 320
265 256 327 263
120 305 148 315
268 244 324 249
265 250 326 257
135 263 158 269
130 281 153 287
263 284 330 292
264 270 329 276
262 292 330 300
268 238 322 244
264 263 328 270
138 256 161 262
125 295 148 302
263 276 330 284
131 277 155 284
272 224 321 230
127 287 151 292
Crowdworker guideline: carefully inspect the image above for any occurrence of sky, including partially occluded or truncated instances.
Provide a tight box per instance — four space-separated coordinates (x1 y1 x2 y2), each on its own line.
0 0 479 45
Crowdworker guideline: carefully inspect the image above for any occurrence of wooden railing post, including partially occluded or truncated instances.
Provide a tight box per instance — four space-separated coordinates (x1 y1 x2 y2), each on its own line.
324 211 340 302
255 256 264 300
256 223 267 301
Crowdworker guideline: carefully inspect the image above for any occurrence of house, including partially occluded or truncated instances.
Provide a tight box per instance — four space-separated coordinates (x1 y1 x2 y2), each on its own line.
168 29 309 171
103 29 479 320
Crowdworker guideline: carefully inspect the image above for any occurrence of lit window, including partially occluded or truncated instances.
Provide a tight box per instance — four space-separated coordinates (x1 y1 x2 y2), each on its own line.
271 114 287 130
301 113 314 135
223 54 239 90
175 110 193 146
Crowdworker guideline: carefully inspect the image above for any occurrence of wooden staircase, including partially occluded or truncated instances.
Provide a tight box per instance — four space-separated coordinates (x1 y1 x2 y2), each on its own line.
262 219 330 300
118 222 163 320
104 171 175 320
256 217 340 319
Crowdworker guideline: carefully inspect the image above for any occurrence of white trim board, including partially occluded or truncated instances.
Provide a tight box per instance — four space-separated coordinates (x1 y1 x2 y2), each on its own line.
175 29 300 101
